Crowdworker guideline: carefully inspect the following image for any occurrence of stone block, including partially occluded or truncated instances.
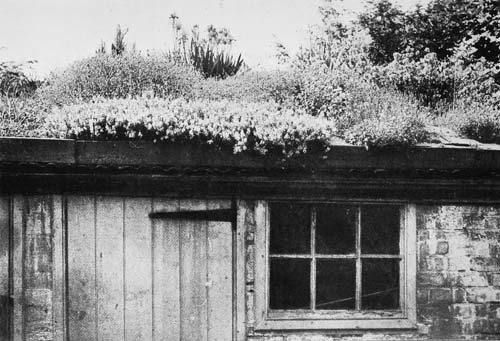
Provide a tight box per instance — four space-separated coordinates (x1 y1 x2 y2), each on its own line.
417 289 428 305
436 241 449 255
466 288 500 303
453 288 467 303
430 288 453 303
471 257 500 273
452 304 476 319
489 273 500 287
418 272 446 286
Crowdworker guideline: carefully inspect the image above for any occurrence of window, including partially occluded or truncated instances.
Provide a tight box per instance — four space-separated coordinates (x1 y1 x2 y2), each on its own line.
254 201 416 330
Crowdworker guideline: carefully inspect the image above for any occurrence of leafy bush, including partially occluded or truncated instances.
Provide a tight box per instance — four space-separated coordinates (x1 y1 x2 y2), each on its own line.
195 64 349 118
341 86 429 149
42 94 430 153
168 16 244 78
373 52 456 108
39 52 202 105
193 70 294 102
358 0 500 64
0 60 40 97
190 41 243 79
449 102 500 143
0 95 48 136
44 97 339 156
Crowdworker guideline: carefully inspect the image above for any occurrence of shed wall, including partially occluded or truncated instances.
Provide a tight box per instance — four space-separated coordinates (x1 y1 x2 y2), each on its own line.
1 196 500 340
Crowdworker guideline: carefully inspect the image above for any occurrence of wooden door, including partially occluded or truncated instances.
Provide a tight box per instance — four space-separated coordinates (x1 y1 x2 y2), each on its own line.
67 196 234 341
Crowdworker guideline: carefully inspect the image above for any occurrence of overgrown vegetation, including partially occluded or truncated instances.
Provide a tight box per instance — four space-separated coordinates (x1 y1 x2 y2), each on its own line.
40 53 202 105
2 0 500 153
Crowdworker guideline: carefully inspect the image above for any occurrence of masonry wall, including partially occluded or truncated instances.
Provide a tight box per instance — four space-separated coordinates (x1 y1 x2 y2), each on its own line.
243 202 500 340
417 206 500 339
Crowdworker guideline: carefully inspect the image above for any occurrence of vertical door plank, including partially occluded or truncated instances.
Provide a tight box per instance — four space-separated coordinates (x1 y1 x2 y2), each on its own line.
207 201 233 341
96 196 124 340
0 196 11 340
0 196 10 340
180 199 208 341
0 196 9 298
51 195 65 341
12 195 24 341
235 201 247 341
124 197 153 340
67 196 97 340
152 198 180 340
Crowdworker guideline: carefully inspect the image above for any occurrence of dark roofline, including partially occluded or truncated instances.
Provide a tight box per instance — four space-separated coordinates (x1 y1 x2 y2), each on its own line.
1 137 500 202
1 137 500 171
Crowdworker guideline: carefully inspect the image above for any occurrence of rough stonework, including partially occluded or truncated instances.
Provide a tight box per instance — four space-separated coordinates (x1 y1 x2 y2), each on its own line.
417 206 500 339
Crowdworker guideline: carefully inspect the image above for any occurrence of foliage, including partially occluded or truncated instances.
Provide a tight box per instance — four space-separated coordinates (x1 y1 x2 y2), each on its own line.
169 15 244 79
193 70 294 102
190 41 243 79
40 77 431 152
0 60 40 97
279 1 372 75
370 48 500 109
195 64 350 118
44 97 339 156
341 84 430 148
372 52 457 107
39 52 202 105
449 101 500 143
0 95 48 136
358 0 500 64
358 0 406 64
111 25 129 56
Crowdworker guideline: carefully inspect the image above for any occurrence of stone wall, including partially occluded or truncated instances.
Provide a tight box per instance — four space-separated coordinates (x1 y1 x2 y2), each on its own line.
244 202 500 340
417 206 500 339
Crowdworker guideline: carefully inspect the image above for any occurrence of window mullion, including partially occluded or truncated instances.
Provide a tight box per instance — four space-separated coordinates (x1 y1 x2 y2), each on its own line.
355 206 362 311
311 207 316 311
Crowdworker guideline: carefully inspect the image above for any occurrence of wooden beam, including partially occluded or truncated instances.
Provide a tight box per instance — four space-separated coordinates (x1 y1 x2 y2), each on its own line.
149 209 235 223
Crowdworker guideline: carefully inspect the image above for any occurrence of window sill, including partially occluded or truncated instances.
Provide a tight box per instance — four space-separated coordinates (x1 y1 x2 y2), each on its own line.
255 317 417 331
268 309 405 320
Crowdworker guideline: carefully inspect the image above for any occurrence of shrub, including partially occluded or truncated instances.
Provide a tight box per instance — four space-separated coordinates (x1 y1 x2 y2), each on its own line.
373 52 456 108
43 94 431 153
451 102 500 143
341 86 430 149
193 70 290 102
0 95 48 136
196 64 350 118
190 41 243 79
44 97 339 156
39 52 202 105
0 60 40 97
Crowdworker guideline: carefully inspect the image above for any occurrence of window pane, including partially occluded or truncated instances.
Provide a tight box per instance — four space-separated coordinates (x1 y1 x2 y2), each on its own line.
316 204 356 254
270 258 310 310
361 205 400 254
316 259 356 310
362 259 400 310
270 202 310 254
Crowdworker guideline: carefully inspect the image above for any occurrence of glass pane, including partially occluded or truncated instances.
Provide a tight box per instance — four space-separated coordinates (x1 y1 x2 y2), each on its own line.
316 204 356 254
362 259 400 310
316 259 356 310
269 258 310 310
270 202 311 254
361 205 400 254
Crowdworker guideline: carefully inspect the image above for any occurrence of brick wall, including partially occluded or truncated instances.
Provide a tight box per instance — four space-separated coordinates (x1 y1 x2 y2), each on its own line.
244 202 500 340
417 206 500 339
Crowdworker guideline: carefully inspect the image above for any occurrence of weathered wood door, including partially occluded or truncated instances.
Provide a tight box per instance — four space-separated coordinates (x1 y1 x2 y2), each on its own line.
67 196 234 340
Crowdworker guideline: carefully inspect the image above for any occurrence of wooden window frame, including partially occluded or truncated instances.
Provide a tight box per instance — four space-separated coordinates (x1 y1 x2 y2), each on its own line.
254 201 417 331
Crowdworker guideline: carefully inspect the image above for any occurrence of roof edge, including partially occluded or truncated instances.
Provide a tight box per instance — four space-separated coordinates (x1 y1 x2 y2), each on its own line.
1 137 500 172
